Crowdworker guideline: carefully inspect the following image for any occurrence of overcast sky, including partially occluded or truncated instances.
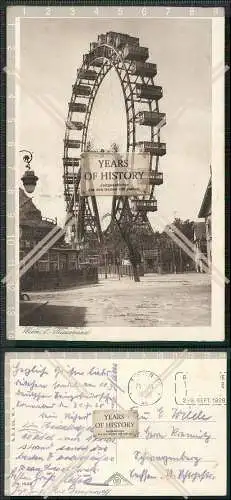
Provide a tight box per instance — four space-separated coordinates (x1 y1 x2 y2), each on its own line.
18 16 211 230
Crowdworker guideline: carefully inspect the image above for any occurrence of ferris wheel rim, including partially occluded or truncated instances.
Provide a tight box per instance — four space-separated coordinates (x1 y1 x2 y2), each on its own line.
63 33 165 239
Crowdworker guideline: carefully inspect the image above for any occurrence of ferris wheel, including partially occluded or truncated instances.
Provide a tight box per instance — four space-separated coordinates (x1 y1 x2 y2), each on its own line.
63 31 166 246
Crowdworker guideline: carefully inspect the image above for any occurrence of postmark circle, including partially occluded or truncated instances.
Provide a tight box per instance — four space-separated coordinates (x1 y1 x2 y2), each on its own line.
128 370 163 406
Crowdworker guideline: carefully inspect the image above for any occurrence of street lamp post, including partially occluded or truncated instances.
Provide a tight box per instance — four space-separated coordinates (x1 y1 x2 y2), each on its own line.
20 150 39 302
20 150 39 194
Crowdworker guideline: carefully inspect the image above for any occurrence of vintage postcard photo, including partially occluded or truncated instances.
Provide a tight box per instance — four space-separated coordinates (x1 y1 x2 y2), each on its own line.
5 350 227 496
6 6 225 340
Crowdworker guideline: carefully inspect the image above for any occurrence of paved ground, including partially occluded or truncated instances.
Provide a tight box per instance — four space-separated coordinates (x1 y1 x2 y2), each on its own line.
20 273 211 327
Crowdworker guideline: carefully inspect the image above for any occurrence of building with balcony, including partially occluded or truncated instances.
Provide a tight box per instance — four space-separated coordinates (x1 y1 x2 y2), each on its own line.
19 187 81 271
19 188 97 290
198 176 212 270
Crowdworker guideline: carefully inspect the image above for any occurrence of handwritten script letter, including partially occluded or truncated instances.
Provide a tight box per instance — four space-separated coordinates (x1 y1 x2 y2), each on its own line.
5 353 226 496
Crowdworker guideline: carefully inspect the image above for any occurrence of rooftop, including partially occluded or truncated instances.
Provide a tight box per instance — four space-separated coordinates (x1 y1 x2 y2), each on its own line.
198 176 212 218
19 188 57 227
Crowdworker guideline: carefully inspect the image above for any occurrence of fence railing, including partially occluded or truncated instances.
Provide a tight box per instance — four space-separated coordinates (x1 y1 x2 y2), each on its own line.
21 267 98 291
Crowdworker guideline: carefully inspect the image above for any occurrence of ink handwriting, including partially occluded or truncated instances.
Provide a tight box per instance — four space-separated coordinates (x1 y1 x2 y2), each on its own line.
7 359 223 495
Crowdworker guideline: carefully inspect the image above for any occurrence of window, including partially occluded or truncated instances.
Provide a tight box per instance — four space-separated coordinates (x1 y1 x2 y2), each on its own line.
59 253 67 271
206 217 212 239
68 252 77 261
60 261 67 270
49 252 59 262
50 262 59 271
38 261 49 272
68 252 78 270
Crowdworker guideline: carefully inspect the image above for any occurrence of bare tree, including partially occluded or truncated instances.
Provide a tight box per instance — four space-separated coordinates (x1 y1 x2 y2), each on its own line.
110 142 120 153
86 140 94 152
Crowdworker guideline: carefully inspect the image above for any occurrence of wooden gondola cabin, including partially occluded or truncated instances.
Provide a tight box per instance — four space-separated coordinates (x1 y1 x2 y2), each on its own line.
136 84 163 100
136 141 166 156
72 84 91 97
77 69 97 80
115 33 139 48
132 198 158 212
123 45 149 62
68 102 87 113
137 111 166 127
149 171 163 185
131 62 157 77
64 139 81 149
